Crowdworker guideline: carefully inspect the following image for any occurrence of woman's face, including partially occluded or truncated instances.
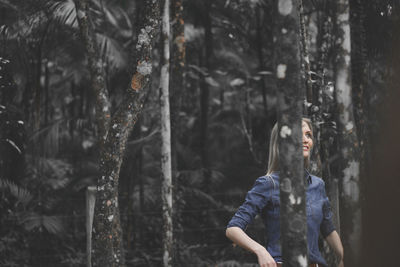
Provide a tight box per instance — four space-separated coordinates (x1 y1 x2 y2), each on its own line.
302 121 313 159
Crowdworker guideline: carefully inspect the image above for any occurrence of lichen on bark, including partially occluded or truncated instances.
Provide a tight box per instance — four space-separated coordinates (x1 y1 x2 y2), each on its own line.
72 0 161 266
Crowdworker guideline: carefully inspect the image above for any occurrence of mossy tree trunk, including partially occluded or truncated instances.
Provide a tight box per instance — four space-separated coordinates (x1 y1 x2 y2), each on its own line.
275 0 308 266
73 0 111 146
334 0 362 266
170 0 185 264
160 0 173 266
74 0 161 266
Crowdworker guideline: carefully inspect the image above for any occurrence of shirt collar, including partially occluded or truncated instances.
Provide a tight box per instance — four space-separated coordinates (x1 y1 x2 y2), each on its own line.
270 170 312 184
304 168 312 184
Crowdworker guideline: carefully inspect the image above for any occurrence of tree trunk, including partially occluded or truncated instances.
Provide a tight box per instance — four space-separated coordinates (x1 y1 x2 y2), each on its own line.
298 0 313 105
170 0 185 172
255 7 268 115
334 1 362 266
361 18 400 266
160 0 173 266
74 0 161 266
200 0 212 169
298 0 323 175
315 3 340 265
170 0 185 264
349 0 368 152
44 61 50 125
275 1 308 266
74 0 111 146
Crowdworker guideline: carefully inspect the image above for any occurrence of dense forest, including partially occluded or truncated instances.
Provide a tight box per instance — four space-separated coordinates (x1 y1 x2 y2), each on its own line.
1 0 399 266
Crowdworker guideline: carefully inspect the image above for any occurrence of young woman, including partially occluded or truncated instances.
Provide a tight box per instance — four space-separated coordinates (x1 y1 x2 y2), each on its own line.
226 118 344 267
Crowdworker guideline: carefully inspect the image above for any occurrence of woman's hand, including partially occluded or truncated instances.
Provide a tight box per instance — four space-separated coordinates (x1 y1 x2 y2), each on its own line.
226 227 277 267
254 247 277 267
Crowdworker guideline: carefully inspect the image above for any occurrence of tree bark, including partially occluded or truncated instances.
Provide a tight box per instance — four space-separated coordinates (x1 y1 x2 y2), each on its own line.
160 0 173 266
170 0 185 171
170 0 185 264
315 3 341 265
275 1 308 266
298 0 313 105
74 0 161 266
74 0 111 146
334 1 362 266
298 0 323 175
200 0 212 169
349 0 368 150
255 6 268 115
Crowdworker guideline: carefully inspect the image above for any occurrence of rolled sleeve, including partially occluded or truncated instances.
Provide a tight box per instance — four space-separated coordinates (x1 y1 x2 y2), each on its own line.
320 181 336 238
227 177 272 231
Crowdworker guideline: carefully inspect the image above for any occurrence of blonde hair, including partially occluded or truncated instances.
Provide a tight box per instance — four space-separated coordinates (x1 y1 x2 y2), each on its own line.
266 118 313 175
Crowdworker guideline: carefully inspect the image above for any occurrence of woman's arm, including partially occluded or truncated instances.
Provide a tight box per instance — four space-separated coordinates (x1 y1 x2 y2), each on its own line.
325 230 344 267
226 226 277 267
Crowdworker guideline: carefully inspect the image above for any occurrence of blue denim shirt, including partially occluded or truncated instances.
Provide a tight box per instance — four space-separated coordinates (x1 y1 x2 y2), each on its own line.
227 170 335 266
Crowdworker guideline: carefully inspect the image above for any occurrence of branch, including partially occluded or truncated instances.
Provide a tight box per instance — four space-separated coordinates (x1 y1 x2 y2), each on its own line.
104 0 160 159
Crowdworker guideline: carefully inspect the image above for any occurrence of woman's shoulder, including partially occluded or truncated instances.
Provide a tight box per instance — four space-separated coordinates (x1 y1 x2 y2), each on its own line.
309 174 326 186
253 174 278 190
255 175 273 184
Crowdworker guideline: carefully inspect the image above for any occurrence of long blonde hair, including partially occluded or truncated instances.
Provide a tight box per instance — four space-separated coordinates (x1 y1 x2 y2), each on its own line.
266 118 313 175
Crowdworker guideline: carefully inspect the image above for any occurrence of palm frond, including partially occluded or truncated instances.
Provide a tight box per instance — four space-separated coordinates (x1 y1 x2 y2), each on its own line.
0 0 18 11
29 119 64 157
40 158 73 183
20 213 64 234
41 215 64 234
49 0 78 28
7 10 47 39
97 33 127 70
0 178 33 206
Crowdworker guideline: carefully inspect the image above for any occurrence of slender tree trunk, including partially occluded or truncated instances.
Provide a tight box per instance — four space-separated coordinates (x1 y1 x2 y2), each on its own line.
170 0 185 264
334 1 361 266
160 0 173 266
74 0 111 146
298 0 313 105
44 61 49 125
315 0 340 233
298 0 323 175
361 18 400 266
315 3 341 265
74 0 161 266
69 81 75 143
33 17 49 132
275 1 308 266
200 0 212 169
170 0 185 172
349 0 368 150
255 7 268 115
349 0 369 236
